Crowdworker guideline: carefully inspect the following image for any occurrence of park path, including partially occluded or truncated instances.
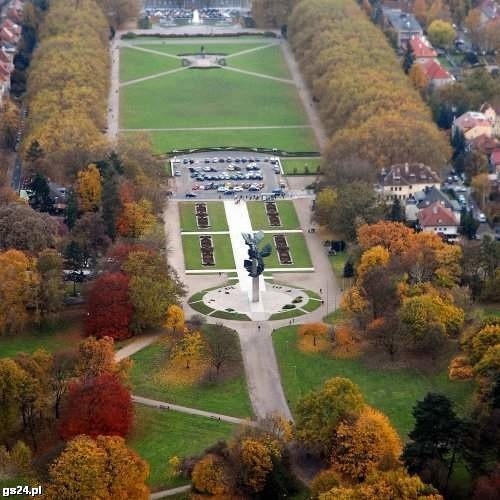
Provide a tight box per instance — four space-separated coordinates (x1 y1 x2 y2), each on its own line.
132 395 254 426
115 331 164 362
280 42 328 153
150 485 191 499
225 42 278 59
107 37 120 141
122 43 183 60
120 66 188 87
221 65 295 84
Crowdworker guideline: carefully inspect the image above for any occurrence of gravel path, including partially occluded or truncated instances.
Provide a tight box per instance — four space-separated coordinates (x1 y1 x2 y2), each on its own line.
107 37 120 141
280 42 328 153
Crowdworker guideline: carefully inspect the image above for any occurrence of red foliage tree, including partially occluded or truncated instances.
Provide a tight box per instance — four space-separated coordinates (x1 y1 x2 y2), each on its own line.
59 372 133 440
85 272 133 340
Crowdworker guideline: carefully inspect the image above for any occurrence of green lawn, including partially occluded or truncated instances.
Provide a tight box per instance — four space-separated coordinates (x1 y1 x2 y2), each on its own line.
142 127 318 153
119 47 179 82
230 45 291 79
129 331 252 417
281 158 322 175
273 326 475 439
182 234 235 270
0 315 83 358
121 69 307 129
179 201 228 231
129 406 235 490
247 200 300 230
261 233 313 269
135 42 270 56
329 252 347 279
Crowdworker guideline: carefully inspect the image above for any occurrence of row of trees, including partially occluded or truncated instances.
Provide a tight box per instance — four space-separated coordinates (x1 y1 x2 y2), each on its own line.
22 0 110 181
288 0 451 170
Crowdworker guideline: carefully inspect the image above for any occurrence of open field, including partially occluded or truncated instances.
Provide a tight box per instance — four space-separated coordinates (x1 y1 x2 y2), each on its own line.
142 128 317 153
0 312 84 358
119 37 318 153
281 158 322 175
179 201 228 232
129 328 252 417
120 47 179 82
273 326 474 438
261 233 312 269
247 200 300 230
182 234 235 270
129 406 235 490
121 70 307 129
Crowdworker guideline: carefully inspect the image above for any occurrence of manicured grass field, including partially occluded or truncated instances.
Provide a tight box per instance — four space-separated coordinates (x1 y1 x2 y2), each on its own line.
134 41 270 56
182 234 235 270
281 158 322 175
0 314 83 358
144 127 318 153
129 332 252 417
121 69 307 129
119 47 179 82
247 200 300 230
273 326 474 439
261 233 313 269
230 45 291 79
129 406 235 490
179 201 228 231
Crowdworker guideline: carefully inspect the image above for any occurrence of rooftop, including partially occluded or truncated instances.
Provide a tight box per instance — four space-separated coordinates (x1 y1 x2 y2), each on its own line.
418 58 454 81
454 111 492 131
419 202 459 227
381 163 441 186
383 9 423 33
409 36 437 58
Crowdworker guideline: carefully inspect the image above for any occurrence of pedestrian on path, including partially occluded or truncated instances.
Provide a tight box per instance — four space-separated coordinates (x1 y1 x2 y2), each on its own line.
258 324 261 331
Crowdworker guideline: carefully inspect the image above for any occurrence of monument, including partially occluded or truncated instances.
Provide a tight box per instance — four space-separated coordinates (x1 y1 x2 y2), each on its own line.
192 9 201 24
242 231 272 303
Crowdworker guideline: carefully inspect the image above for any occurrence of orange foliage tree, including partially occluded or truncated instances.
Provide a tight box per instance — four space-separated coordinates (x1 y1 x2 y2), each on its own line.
299 322 330 347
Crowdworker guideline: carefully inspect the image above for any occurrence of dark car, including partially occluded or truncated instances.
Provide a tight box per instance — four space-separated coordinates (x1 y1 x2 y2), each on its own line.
224 190 234 195
185 192 197 198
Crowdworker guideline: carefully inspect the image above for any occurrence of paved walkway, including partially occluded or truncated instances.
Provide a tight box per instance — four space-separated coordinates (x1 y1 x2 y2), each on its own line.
222 65 295 84
107 38 120 141
225 42 278 59
122 43 182 60
150 485 191 499
133 395 254 426
280 42 328 153
115 331 165 362
120 66 188 87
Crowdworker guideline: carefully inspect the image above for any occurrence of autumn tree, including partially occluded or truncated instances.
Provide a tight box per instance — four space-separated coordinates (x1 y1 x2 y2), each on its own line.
0 203 58 252
319 469 442 499
164 304 184 334
172 330 204 369
0 250 39 335
0 99 21 150
0 441 33 482
237 437 276 492
75 336 128 381
76 163 102 212
299 322 330 347
71 212 111 260
192 454 232 496
357 221 416 256
123 250 185 333
295 377 365 453
117 199 156 239
314 188 337 227
0 358 26 444
409 63 428 92
37 249 64 320
471 173 490 211
59 372 133 440
331 406 402 481
45 435 149 500
50 349 78 419
85 272 133 341
97 0 140 28
427 20 456 47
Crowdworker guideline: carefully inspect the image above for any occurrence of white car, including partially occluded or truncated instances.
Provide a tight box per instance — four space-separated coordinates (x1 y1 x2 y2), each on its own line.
217 186 227 192
227 164 235 171
233 186 244 192
456 186 467 192
478 213 487 223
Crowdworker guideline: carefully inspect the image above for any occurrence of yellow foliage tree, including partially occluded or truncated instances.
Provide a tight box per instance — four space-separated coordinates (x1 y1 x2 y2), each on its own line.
357 246 390 280
331 406 402 481
299 322 330 347
117 199 156 239
172 330 204 369
238 437 275 493
357 221 416 255
192 454 231 496
409 63 428 92
448 355 474 380
164 304 185 334
76 164 102 212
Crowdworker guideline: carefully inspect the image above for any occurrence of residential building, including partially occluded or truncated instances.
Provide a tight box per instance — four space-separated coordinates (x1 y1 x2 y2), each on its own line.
491 149 500 179
409 35 437 62
480 103 500 137
379 163 441 201
418 202 459 240
416 58 455 89
453 111 493 140
382 8 423 47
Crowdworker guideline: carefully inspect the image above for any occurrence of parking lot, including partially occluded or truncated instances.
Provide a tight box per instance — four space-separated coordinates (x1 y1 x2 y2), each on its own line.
169 151 288 200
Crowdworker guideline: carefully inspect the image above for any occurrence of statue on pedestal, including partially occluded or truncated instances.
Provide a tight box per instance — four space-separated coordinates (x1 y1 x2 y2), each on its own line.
242 231 272 303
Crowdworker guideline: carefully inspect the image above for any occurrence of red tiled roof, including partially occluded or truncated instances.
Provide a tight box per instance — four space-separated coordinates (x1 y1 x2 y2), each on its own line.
409 36 437 58
418 59 453 81
419 202 458 227
469 134 499 153
0 48 11 64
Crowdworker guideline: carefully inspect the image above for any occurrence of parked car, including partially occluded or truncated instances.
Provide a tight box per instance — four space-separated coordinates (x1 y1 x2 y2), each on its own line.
478 213 487 223
217 186 227 192
174 170 181 176
234 186 244 192
224 190 235 195
185 192 197 198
